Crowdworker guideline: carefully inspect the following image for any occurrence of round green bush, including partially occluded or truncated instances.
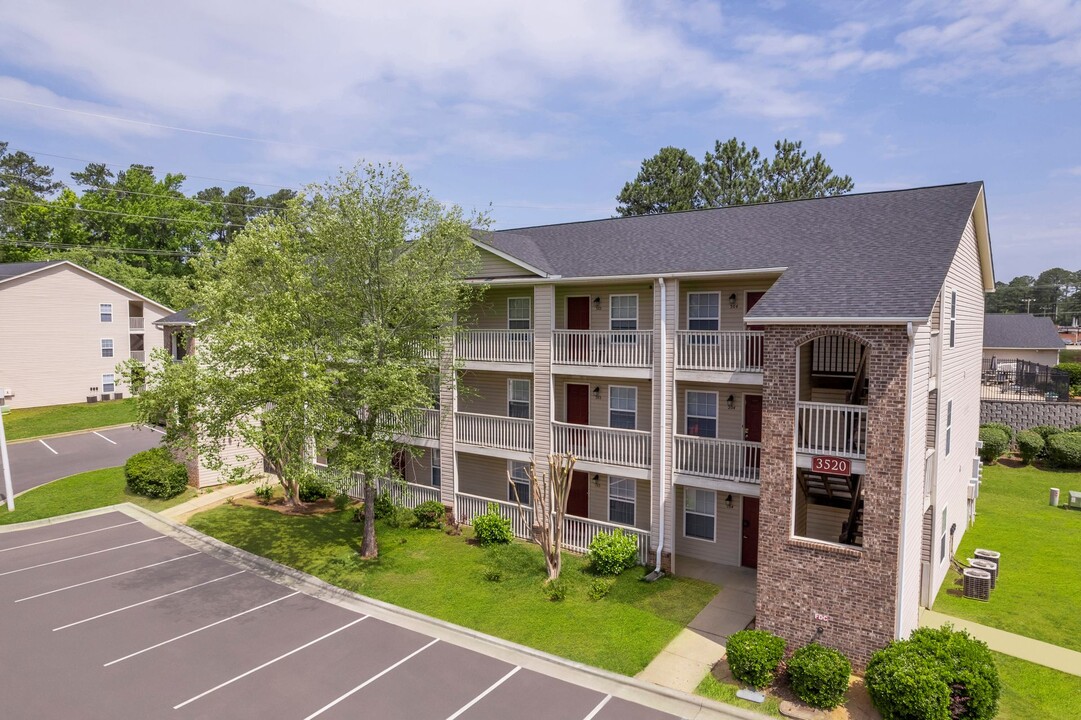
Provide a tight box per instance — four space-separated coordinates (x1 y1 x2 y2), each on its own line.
1029 425 1064 458
413 500 446 528
298 475 333 502
786 643 851 710
979 422 1014 444
1068 424 1081 434
472 502 513 545
1015 430 1045 465
124 448 189 499
588 529 639 575
725 629 786 689
977 427 1009 464
865 626 1000 720
1046 432 1081 469
372 490 397 519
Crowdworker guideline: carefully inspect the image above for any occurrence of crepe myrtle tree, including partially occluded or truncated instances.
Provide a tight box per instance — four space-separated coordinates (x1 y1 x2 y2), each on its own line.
508 453 578 582
304 163 483 559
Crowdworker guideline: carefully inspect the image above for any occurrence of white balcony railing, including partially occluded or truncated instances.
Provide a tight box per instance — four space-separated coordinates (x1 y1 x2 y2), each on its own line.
455 330 533 364
676 330 764 372
560 514 649 564
455 492 534 540
673 435 761 483
551 421 651 468
129 317 144 331
344 476 441 508
455 412 533 452
129 350 145 362
796 401 867 459
552 330 652 368
398 408 440 440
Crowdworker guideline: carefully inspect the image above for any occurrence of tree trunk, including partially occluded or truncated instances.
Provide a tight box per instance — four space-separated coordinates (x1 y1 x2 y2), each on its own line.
359 479 378 558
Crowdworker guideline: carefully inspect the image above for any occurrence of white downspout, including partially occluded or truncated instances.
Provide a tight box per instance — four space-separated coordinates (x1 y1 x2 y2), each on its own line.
654 278 667 574
895 321 916 639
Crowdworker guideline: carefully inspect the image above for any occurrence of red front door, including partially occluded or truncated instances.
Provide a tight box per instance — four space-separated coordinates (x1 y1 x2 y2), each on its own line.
568 470 589 518
741 497 760 569
566 383 590 425
745 291 765 368
743 394 762 468
567 296 590 360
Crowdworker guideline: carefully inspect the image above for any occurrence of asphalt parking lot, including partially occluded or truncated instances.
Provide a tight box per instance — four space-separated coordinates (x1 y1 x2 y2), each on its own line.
0 511 702 720
6 425 162 495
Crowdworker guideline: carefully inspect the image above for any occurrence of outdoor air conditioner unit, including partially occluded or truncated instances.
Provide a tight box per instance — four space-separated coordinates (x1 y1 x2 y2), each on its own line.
2 388 12 397
1069 491 1081 511
967 480 980 500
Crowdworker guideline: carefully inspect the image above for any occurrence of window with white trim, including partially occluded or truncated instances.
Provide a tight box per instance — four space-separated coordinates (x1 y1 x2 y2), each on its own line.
684 488 715 541
101 338 114 358
102 373 115 393
609 386 637 429
100 303 113 322
939 506 948 562
949 290 957 348
509 461 531 505
507 297 531 330
685 391 717 438
945 400 953 456
431 449 441 487
687 292 719 331
608 477 636 526
610 295 638 342
508 379 531 418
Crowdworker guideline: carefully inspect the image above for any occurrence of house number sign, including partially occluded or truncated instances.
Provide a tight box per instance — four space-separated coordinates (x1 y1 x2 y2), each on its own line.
811 456 851 476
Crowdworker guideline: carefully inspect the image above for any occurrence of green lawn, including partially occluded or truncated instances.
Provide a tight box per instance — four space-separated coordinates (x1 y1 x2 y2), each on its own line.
933 463 1081 651
2 400 140 441
695 674 782 717
0 466 195 525
187 504 718 676
995 652 1081 720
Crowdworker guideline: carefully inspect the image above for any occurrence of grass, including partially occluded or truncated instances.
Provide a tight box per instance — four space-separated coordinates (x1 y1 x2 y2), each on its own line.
187 504 718 676
933 462 1081 651
0 466 196 525
695 674 782 717
2 400 140 441
995 652 1081 720
1061 348 1081 363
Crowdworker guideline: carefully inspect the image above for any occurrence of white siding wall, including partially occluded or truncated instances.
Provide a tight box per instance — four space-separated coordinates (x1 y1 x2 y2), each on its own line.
468 286 536 330
672 485 743 565
458 453 514 501
189 436 264 488
982 348 1060 366
587 474 651 530
553 376 653 430
554 283 655 330
677 280 776 331
474 248 538 278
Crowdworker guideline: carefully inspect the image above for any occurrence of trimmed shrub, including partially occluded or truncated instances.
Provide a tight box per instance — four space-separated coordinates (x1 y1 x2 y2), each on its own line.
124 448 189 500
254 484 275 504
787 643 851 710
472 503 513 545
865 626 1000 720
1056 362 1081 392
588 529 639 575
587 578 613 601
372 491 397 519
977 427 1009 464
1069 424 1081 434
1030 425 1064 459
385 506 415 528
333 492 351 511
543 580 568 602
1046 432 1081 469
979 422 1014 444
298 475 333 502
725 629 786 689
1015 430 1045 465
413 500 446 528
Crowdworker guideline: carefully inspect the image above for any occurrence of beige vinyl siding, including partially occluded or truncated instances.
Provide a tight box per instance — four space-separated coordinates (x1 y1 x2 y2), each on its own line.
189 436 263 488
674 383 755 441
457 453 514 501
532 284 554 465
982 348 1060 366
472 248 538 279
803 504 848 543
653 278 677 555
0 264 170 408
672 485 743 565
398 447 437 486
553 376 652 430
586 474 651 530
467 286 536 330
458 371 533 416
677 281 775 331
554 283 654 330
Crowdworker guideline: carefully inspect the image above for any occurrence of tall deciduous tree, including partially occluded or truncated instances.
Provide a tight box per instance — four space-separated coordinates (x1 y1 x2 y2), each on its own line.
615 146 703 216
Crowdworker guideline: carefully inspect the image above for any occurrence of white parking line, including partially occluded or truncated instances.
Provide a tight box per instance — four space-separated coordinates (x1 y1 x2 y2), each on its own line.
103 591 301 667
173 615 369 709
0 521 138 554
145 425 166 435
302 638 440 720
14 552 200 602
53 570 246 631
582 694 612 720
445 666 521 720
93 431 118 445
0 536 165 577
38 439 59 455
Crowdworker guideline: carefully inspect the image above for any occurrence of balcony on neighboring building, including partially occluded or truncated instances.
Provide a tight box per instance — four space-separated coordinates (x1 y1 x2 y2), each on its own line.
454 411 533 460
454 330 534 370
552 330 652 378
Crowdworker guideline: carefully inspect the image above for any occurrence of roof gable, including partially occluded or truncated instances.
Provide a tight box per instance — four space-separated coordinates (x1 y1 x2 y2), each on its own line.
0 260 174 314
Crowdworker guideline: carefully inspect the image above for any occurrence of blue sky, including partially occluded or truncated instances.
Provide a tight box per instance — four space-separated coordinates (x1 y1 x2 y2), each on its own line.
1 0 1079 280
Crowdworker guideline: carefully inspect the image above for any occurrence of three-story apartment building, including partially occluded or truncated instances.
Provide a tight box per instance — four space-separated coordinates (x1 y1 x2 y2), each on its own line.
392 182 994 665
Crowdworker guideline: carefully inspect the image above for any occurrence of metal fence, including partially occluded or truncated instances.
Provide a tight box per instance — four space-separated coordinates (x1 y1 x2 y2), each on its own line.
981 358 1070 402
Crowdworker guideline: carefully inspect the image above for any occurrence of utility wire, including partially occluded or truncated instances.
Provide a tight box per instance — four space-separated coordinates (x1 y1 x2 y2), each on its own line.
0 239 191 257
0 197 228 227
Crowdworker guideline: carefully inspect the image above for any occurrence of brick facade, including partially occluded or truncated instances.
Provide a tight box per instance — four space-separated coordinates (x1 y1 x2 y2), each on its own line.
755 325 910 667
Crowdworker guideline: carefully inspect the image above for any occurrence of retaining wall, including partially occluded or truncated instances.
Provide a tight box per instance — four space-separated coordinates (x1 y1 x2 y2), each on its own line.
980 400 1081 432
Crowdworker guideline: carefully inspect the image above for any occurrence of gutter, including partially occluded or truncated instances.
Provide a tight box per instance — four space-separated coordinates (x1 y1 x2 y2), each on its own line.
652 277 668 577
895 321 916 639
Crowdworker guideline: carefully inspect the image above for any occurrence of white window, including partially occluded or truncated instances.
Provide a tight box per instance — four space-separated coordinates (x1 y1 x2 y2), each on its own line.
609 386 637 429
939 506 948 562
945 400 953 456
508 379 531 419
102 373 115 393
508 461 531 505
100 303 113 323
101 338 114 358
687 292 719 331
610 295 638 332
684 488 715 541
507 297 531 330
431 450 441 487
685 391 717 438
608 477 636 526
949 290 957 348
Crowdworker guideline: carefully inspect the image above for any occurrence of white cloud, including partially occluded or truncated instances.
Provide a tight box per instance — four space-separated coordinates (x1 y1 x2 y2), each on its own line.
816 131 844 147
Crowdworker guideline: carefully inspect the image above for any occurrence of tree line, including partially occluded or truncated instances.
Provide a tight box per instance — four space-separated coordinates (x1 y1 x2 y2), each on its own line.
0 141 295 309
987 269 1081 325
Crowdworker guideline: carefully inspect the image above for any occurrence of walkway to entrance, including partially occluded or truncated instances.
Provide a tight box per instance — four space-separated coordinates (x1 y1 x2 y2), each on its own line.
678 558 757 644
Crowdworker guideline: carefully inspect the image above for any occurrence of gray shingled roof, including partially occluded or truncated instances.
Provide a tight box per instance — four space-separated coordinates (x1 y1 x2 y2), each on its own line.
155 308 195 326
476 182 986 321
0 261 60 282
984 314 1065 350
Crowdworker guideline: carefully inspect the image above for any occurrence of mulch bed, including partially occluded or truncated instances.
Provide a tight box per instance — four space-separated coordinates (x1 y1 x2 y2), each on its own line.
229 493 347 516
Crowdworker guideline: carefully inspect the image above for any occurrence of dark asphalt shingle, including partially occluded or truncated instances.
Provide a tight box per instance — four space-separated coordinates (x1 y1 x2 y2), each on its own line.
0 260 60 282
984 314 1064 349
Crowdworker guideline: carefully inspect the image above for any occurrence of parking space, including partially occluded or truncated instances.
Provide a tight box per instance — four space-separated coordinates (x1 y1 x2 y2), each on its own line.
0 512 687 720
6 425 162 495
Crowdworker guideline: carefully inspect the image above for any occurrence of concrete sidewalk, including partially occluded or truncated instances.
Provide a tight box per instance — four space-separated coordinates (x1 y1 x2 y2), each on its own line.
920 608 1081 676
160 480 262 522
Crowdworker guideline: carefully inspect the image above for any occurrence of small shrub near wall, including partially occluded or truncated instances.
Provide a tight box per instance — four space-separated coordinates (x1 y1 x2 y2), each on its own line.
1046 432 1081 469
979 422 1014 445
413 500 446 528
786 643 851 710
977 427 1009 464
724 629 786 689
1015 430 1045 465
588 529 639 575
472 503 513 545
124 448 189 499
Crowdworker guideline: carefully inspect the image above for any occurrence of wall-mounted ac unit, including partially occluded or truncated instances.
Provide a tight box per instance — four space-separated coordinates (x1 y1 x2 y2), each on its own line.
2 388 12 397
967 480 980 500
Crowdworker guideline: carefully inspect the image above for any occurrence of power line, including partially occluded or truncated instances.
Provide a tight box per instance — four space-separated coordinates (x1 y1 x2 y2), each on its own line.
0 239 191 257
0 197 227 227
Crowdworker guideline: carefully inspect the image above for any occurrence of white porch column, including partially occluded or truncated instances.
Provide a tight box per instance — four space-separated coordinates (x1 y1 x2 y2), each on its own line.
438 334 456 508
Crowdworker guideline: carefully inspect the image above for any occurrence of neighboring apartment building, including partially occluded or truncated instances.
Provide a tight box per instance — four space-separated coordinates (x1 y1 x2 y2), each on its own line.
0 260 173 409
391 182 993 665
983 313 1065 366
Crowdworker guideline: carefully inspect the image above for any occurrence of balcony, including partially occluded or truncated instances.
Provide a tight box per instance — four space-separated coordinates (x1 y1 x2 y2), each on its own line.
454 411 533 457
129 350 145 362
796 401 867 460
674 435 761 484
392 408 440 448
551 420 651 472
455 330 533 368
552 330 652 376
675 331 764 381
129 317 144 331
